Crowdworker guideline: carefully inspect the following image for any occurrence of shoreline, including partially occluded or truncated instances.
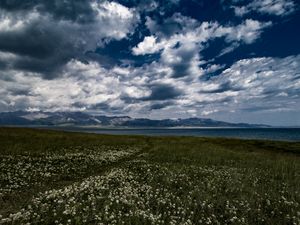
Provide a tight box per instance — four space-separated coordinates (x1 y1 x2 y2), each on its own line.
1 126 300 142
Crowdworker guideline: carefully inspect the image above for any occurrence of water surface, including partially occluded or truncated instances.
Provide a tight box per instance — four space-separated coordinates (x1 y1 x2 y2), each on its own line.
50 127 300 141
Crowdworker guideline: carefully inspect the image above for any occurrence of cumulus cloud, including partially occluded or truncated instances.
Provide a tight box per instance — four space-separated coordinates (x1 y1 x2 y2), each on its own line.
0 1 139 78
197 55 300 114
132 36 161 55
133 16 271 79
0 0 299 125
0 60 133 113
1 55 299 120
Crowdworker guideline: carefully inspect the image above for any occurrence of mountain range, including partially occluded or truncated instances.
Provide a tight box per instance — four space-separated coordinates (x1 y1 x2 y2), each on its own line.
0 111 270 128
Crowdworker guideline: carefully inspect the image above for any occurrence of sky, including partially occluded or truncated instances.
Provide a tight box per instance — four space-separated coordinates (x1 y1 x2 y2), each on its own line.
0 0 299 126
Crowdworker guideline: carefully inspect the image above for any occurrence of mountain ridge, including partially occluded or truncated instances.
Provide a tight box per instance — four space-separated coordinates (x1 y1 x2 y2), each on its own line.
0 111 270 128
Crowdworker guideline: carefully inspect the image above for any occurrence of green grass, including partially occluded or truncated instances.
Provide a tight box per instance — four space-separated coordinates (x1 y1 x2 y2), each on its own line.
0 127 299 224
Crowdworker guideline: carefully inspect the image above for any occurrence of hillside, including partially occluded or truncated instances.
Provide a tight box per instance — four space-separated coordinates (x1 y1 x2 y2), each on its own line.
0 111 269 127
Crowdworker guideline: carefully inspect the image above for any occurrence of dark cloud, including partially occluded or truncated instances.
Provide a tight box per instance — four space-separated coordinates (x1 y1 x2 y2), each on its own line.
0 0 138 78
9 88 30 96
0 0 37 11
120 95 139 104
0 0 94 23
240 104 282 112
150 101 173 110
42 1 95 23
0 19 79 78
199 81 242 93
0 0 299 126
172 63 190 78
143 84 182 101
146 15 183 37
12 57 71 77
171 47 197 78
291 73 300 81
0 61 8 70
0 26 62 58
88 102 131 114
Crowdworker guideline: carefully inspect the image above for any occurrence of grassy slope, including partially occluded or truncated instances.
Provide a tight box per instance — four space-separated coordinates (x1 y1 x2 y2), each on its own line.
0 127 299 224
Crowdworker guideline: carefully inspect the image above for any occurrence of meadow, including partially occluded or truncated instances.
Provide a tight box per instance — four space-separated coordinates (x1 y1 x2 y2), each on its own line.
0 127 299 225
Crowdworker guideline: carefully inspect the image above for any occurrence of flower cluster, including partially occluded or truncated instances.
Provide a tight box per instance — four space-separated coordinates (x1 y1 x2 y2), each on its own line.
1 159 299 225
0 146 140 197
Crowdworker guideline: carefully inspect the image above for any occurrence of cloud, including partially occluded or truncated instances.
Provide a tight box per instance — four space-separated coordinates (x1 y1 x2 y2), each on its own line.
132 36 161 55
2 54 299 121
232 0 297 17
0 0 111 23
133 15 271 79
199 55 300 113
142 84 182 101
223 19 272 44
0 1 299 126
150 101 173 110
0 1 139 78
145 13 198 38
136 17 270 52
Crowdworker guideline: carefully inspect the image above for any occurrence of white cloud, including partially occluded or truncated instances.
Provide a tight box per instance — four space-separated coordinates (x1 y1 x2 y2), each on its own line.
1 1 139 43
1 5 299 125
0 10 39 32
199 55 300 112
1 55 299 122
233 0 296 17
225 19 272 44
201 109 219 116
132 36 162 55
141 55 300 120
133 16 271 81
0 1 140 77
91 1 139 41
0 59 151 113
135 16 270 55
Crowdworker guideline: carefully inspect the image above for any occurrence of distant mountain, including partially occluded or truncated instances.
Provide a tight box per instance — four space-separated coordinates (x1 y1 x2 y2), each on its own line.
0 111 270 128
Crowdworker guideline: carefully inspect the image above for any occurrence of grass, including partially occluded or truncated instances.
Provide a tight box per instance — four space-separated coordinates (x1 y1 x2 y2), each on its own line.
0 127 299 224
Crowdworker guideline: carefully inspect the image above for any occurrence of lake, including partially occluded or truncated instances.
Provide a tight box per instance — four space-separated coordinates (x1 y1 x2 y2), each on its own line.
50 127 300 142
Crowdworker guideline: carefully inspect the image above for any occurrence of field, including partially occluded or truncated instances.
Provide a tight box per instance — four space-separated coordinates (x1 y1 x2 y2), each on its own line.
0 127 299 225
